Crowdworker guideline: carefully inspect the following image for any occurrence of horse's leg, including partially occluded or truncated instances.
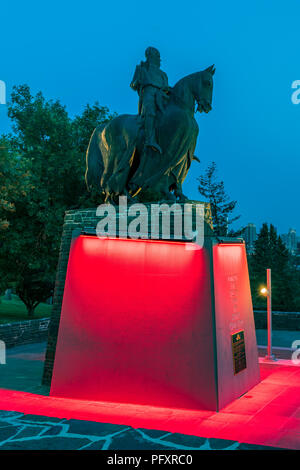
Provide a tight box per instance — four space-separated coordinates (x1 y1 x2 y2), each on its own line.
174 182 189 202
172 169 189 201
100 115 140 198
128 146 152 195
85 126 105 192
151 176 177 202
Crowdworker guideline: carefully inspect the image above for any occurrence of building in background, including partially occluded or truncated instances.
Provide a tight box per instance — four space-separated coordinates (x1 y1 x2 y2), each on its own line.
243 223 257 254
281 228 297 255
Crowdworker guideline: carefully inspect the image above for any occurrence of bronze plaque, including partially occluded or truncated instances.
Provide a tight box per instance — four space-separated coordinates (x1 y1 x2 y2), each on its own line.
231 330 247 375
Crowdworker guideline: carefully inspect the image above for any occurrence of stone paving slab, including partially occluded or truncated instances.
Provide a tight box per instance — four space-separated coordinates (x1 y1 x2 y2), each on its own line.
0 411 275 450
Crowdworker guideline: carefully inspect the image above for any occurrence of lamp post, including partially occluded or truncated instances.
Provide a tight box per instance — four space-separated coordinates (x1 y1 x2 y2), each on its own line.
260 268 276 361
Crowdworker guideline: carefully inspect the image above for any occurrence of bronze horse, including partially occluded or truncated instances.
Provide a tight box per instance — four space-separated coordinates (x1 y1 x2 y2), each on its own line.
86 65 215 202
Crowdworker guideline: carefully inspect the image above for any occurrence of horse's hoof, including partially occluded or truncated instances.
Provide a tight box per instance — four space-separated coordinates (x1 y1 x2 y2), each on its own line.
160 192 177 202
176 193 189 203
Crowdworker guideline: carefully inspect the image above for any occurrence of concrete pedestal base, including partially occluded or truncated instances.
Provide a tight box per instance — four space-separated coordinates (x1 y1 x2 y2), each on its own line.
50 235 260 411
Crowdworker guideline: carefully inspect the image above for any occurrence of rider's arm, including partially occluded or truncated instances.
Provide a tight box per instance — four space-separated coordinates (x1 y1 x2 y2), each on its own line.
130 65 142 92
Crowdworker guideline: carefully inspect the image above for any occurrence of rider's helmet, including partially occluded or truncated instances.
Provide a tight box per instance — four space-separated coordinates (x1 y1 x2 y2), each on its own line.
145 47 161 63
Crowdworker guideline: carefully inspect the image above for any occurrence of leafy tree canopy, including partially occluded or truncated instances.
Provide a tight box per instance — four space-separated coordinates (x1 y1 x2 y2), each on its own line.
0 85 115 315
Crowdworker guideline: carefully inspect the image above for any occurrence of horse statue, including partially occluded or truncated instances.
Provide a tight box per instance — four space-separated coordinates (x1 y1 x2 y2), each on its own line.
85 65 215 202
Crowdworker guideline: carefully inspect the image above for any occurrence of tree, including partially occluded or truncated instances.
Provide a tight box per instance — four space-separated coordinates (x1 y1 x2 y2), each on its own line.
72 103 116 156
0 136 27 230
197 162 240 236
249 223 298 311
0 85 114 315
72 103 117 207
0 136 31 298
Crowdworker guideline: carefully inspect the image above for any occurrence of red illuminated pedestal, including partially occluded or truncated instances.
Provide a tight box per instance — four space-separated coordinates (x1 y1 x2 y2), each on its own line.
50 236 260 411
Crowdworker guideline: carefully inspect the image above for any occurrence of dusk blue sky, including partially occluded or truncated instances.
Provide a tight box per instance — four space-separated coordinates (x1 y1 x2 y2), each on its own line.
1 0 299 234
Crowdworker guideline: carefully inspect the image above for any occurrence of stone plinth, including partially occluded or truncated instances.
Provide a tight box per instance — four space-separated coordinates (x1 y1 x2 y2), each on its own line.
48 236 260 410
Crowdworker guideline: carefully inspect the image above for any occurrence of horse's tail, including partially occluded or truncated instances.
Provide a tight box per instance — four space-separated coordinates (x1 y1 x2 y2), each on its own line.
85 124 105 192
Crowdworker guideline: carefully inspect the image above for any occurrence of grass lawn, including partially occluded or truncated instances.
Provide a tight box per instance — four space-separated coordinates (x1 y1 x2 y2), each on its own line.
0 295 52 324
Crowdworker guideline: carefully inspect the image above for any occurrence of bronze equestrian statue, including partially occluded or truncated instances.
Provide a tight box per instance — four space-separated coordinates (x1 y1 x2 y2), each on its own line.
85 47 215 202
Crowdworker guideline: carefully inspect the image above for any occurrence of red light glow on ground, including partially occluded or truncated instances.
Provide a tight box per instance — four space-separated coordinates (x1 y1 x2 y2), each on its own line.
1 362 300 449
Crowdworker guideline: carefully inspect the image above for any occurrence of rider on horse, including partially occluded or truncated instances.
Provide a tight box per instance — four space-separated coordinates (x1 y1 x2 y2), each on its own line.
130 47 169 154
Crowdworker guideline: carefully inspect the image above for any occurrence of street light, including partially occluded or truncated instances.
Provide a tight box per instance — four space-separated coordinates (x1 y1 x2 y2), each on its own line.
260 268 276 361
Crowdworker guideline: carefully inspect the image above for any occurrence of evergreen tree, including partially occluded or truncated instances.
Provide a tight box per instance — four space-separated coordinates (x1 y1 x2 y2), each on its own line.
249 223 297 311
197 162 240 236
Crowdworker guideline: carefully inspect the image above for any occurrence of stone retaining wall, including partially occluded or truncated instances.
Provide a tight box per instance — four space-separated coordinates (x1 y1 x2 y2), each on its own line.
1 308 298 353
1 308 297 352
0 317 50 348
254 310 300 330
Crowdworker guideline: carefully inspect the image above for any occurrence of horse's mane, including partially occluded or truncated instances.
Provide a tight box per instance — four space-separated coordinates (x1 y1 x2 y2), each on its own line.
169 71 203 109
172 71 203 92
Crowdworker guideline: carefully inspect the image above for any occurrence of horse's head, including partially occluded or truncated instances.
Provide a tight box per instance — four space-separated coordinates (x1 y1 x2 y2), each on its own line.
193 65 215 114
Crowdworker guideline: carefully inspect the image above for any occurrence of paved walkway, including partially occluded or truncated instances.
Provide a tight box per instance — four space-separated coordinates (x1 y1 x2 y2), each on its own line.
0 411 264 450
0 341 299 450
0 342 48 395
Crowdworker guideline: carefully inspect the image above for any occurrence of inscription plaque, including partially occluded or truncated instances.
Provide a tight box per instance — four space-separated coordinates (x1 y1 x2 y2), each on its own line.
231 330 247 375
